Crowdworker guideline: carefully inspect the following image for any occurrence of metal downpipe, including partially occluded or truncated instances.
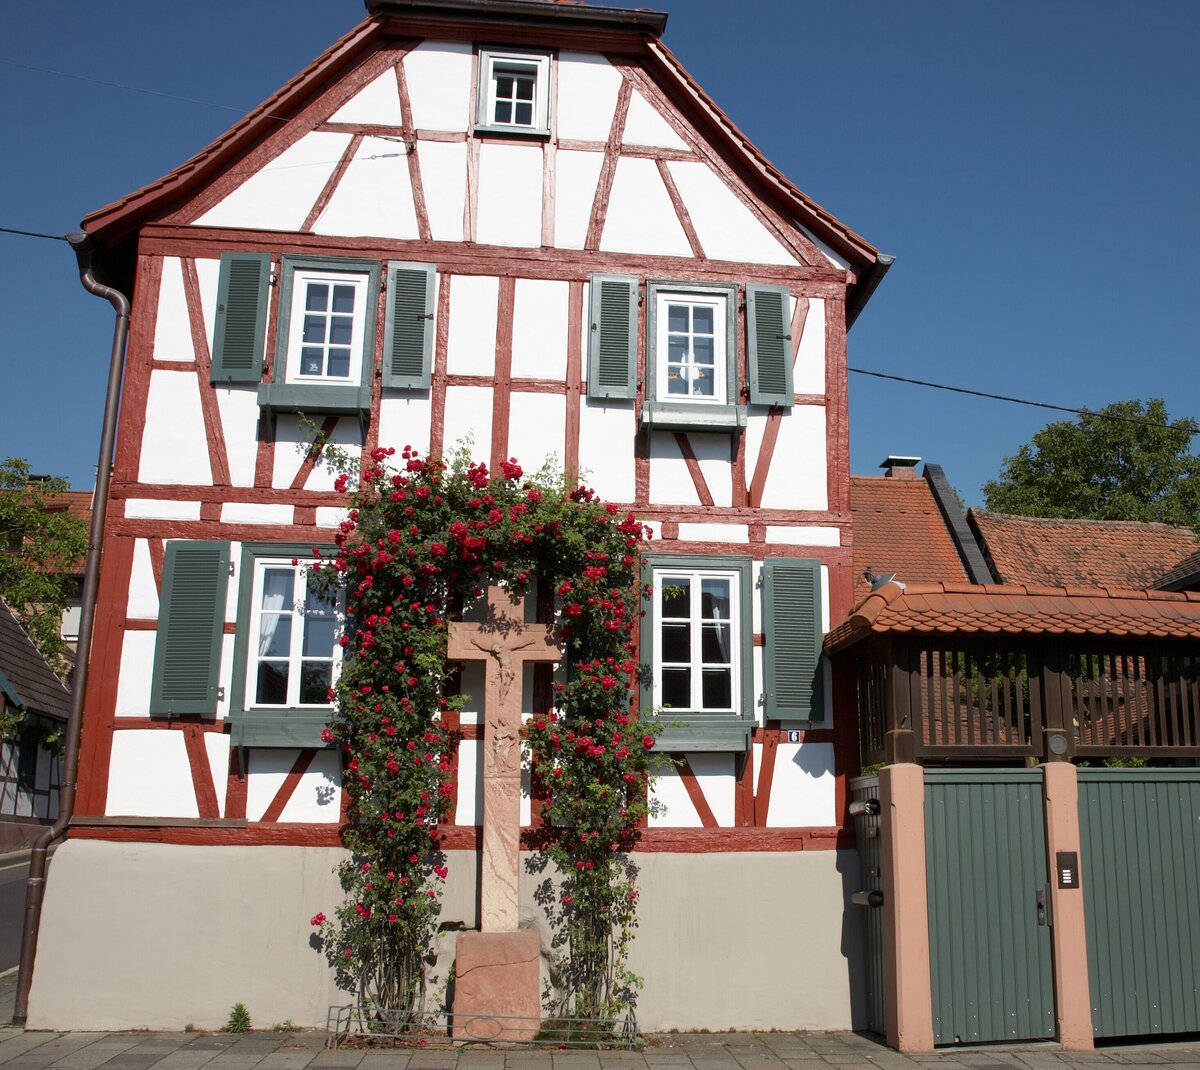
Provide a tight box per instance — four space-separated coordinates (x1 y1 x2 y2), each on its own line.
13 233 130 1027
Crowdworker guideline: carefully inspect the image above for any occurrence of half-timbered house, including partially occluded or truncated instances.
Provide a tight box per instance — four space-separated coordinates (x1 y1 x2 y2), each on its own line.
28 0 890 1031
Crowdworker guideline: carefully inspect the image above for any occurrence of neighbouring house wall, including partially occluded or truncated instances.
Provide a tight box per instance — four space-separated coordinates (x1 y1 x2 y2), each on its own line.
30 841 864 1031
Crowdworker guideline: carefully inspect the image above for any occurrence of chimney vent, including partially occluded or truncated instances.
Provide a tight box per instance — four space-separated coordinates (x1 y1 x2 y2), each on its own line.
880 455 920 480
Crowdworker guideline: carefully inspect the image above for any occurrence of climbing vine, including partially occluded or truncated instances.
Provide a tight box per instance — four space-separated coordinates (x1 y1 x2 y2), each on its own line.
312 447 658 1022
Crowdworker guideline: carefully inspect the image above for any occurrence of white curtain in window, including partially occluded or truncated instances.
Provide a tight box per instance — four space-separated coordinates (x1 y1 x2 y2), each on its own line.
257 569 292 657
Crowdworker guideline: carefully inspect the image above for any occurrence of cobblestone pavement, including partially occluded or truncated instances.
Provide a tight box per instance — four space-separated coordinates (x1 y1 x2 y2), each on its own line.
0 1023 1198 1070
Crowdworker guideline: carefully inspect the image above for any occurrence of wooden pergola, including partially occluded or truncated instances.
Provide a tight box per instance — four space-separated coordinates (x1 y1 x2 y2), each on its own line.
825 581 1200 767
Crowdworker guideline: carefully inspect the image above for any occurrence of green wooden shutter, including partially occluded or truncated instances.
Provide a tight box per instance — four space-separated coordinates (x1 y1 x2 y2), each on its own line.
746 284 793 408
211 253 270 383
587 274 638 400
150 541 230 717
383 262 435 389
763 557 824 720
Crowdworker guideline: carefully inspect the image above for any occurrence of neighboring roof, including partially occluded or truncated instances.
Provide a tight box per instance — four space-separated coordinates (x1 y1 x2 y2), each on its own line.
850 476 969 587
81 2 886 307
0 601 70 720
825 580 1200 654
970 511 1198 590
1155 548 1200 592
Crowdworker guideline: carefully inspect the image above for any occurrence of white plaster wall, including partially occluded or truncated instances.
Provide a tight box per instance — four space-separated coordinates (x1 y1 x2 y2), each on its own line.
114 631 155 718
577 401 635 502
138 372 212 486
455 738 481 826
447 275 499 376
204 733 230 817
216 634 235 725
649 766 696 827
106 731 198 818
377 394 433 458
195 257 220 357
692 432 733 507
153 257 194 362
758 405 827 511
271 416 361 492
404 42 472 132
313 136 418 239
127 539 159 620
676 523 750 544
796 221 852 270
794 296 827 395
766 741 836 827
220 502 295 526
315 506 350 529
476 143 543 248
600 156 691 258
245 749 340 823
458 662 485 727
553 150 604 250
124 499 201 521
511 279 568 381
507 393 566 477
214 385 262 487
442 386 494 456
622 91 689 150
648 433 700 506
417 141 468 242
667 160 798 266
765 526 841 547
555 53 621 142
195 132 351 231
328 68 402 125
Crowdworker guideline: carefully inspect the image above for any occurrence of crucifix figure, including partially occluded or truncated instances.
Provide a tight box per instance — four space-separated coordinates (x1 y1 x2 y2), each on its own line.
447 584 558 932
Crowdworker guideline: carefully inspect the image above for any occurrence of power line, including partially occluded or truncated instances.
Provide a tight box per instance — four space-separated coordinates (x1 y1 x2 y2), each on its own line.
0 226 68 242
848 366 1200 437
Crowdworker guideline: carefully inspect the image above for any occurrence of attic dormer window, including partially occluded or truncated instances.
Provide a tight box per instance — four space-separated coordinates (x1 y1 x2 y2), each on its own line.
476 49 551 137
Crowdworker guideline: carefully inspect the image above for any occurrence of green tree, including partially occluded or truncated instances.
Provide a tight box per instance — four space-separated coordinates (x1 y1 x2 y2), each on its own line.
983 399 1200 529
0 458 89 677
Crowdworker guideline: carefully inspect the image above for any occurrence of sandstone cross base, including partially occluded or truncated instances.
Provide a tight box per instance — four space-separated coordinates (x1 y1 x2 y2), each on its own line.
447 585 558 1042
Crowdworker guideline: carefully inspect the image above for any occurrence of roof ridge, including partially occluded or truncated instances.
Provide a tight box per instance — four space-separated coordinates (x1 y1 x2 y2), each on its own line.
975 510 1198 534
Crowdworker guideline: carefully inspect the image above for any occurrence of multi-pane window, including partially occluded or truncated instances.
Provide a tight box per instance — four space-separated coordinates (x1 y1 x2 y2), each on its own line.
477 50 551 135
658 293 726 403
247 560 342 710
285 270 367 384
654 568 740 715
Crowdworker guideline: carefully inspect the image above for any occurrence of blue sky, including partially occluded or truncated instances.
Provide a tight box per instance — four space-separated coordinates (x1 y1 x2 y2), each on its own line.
3 0 1197 503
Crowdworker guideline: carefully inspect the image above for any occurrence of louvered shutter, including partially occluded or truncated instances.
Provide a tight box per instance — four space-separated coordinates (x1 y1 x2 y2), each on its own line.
586 274 638 400
149 541 230 717
211 253 270 383
747 284 793 408
763 558 824 720
383 262 435 389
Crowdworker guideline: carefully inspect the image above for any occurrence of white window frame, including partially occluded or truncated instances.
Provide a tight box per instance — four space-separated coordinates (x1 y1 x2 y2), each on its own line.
652 566 741 716
244 558 344 712
283 269 369 388
476 49 552 136
654 290 728 407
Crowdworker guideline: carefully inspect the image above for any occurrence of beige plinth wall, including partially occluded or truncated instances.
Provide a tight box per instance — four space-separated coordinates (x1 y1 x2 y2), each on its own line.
879 764 934 1052
29 842 865 1032
1042 763 1094 1050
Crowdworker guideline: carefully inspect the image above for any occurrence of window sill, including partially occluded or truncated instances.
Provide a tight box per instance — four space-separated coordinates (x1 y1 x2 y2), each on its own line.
258 382 372 416
640 402 746 433
472 123 550 140
229 710 333 748
654 718 752 752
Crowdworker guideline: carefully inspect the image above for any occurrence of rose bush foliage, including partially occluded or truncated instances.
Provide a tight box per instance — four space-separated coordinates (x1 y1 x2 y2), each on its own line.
312 448 657 1019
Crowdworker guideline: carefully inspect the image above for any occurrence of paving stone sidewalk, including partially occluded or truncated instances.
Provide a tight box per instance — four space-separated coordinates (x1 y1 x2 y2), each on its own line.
0 1024 1198 1070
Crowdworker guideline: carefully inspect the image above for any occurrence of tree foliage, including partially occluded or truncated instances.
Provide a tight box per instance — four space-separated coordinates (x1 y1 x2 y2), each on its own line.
982 399 1200 529
0 458 88 676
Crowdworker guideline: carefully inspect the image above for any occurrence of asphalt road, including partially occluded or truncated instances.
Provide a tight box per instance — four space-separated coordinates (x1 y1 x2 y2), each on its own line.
0 860 30 972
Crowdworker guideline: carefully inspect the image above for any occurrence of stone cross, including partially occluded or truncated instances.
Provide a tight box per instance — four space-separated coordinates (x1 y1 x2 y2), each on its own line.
446 585 558 932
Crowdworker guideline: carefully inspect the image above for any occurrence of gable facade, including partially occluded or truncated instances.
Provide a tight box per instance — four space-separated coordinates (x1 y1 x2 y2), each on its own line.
30 0 887 1033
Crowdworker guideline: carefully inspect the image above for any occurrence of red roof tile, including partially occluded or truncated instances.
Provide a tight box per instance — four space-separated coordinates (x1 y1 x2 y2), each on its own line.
850 476 967 591
970 511 1197 590
825 581 1200 653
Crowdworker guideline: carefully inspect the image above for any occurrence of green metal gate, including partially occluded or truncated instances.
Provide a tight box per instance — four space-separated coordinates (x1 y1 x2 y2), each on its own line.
1078 769 1200 1040
925 769 1055 1045
850 775 885 1036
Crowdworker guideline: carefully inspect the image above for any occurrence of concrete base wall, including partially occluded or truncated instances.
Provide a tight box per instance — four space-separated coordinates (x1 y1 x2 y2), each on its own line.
28 841 863 1032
